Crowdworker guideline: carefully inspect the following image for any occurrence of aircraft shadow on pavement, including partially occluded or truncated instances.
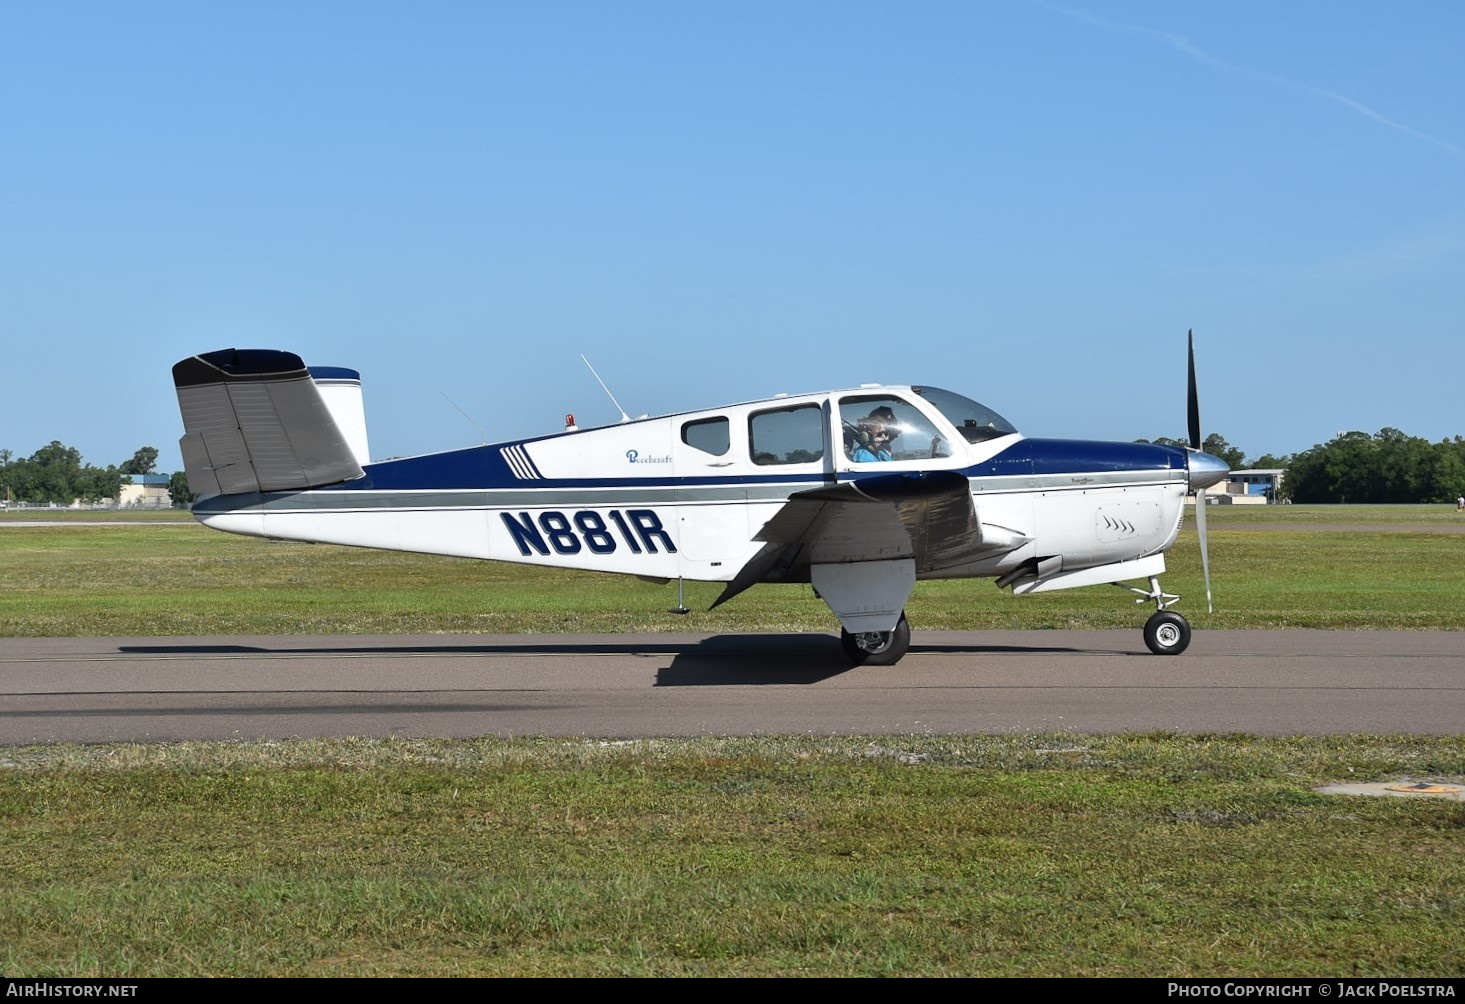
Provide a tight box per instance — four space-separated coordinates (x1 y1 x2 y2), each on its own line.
117 635 857 685
657 635 1108 685
118 634 1110 687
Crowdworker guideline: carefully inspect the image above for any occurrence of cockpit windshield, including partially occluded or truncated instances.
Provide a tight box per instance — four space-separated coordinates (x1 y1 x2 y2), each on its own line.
912 386 1019 444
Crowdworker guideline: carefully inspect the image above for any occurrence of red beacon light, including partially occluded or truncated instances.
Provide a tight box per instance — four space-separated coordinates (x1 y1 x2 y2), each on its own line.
564 413 578 432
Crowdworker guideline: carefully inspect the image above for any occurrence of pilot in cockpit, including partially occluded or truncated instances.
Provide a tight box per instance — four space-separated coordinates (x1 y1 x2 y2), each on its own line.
851 406 898 462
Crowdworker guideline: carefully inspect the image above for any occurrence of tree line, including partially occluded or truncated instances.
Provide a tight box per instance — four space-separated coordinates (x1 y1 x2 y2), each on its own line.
1280 429 1465 504
4 429 1464 508
0 443 189 508
1138 429 1465 504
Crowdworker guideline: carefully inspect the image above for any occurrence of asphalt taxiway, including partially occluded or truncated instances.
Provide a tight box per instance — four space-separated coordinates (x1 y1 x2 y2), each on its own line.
2 629 1461 744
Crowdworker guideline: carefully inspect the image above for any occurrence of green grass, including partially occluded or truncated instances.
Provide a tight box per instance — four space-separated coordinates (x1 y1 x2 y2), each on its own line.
2 506 1463 977
0 507 188 522
3 734 1463 978
2 505 1463 635
1200 502 1465 525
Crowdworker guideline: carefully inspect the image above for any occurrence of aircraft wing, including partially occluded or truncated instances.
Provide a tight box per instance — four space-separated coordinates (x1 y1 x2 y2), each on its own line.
713 471 1025 608
173 348 365 498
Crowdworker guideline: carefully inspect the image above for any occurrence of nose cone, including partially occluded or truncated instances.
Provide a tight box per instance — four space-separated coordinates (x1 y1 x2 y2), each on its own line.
1188 450 1230 493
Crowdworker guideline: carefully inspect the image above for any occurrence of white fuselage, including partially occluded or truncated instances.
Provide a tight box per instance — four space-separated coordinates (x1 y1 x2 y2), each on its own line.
195 384 1190 594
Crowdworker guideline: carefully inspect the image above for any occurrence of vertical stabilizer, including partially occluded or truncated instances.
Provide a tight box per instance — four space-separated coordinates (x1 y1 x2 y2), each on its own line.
308 366 371 467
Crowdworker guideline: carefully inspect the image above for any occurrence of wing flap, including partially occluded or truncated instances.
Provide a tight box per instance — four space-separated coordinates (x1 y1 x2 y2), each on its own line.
715 471 1026 608
761 472 986 571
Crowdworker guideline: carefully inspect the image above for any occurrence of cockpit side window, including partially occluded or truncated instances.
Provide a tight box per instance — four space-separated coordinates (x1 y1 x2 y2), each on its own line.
838 395 951 462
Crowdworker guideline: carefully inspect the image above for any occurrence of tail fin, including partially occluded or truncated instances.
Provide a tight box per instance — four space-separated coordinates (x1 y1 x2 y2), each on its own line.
306 365 372 468
172 348 366 499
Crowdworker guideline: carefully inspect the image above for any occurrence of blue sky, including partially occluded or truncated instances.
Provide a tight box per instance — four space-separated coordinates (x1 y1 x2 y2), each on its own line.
3 1 1461 475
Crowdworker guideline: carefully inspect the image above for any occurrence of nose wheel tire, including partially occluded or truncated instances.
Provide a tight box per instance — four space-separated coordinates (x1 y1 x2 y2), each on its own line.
840 613 911 666
1143 610 1192 655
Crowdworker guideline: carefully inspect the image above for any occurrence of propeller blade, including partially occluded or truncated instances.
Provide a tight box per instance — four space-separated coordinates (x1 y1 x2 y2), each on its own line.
1186 328 1201 451
1194 485 1214 613
1187 329 1214 613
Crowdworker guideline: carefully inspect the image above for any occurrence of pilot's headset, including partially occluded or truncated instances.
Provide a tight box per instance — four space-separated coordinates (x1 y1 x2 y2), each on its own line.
869 408 899 441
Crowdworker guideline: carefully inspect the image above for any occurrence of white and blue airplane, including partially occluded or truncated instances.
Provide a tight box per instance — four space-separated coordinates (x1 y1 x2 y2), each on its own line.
171 334 1230 665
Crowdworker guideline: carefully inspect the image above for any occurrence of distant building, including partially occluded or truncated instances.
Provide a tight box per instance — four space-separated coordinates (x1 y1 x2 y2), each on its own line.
1212 468 1285 505
117 473 173 508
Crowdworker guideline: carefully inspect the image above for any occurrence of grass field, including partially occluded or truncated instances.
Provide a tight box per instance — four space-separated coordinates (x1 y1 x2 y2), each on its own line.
2 505 1462 977
2 503 1464 636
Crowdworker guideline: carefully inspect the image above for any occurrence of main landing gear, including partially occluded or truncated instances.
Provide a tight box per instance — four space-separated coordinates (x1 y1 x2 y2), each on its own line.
839 573 1198 665
840 612 911 666
1128 575 1192 655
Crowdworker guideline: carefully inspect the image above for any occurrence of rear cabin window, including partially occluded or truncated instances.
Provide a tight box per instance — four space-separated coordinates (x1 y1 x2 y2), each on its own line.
681 416 730 456
749 404 824 466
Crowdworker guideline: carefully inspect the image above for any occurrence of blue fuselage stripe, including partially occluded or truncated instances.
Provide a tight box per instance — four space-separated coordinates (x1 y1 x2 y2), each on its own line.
314 437 1188 492
192 438 1189 515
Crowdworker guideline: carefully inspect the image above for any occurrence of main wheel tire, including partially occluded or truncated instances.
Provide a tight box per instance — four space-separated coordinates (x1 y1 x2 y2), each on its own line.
1143 610 1192 655
840 613 912 666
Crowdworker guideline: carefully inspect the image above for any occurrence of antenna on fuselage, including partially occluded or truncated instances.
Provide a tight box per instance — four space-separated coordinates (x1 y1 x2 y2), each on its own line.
581 354 631 424
439 389 488 444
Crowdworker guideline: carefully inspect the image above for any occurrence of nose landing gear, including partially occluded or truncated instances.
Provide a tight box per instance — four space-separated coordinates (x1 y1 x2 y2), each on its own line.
1127 575 1193 655
1143 610 1192 655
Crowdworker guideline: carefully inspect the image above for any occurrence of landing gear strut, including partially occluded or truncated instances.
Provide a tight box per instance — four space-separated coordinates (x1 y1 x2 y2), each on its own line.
840 612 911 666
1127 575 1192 655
